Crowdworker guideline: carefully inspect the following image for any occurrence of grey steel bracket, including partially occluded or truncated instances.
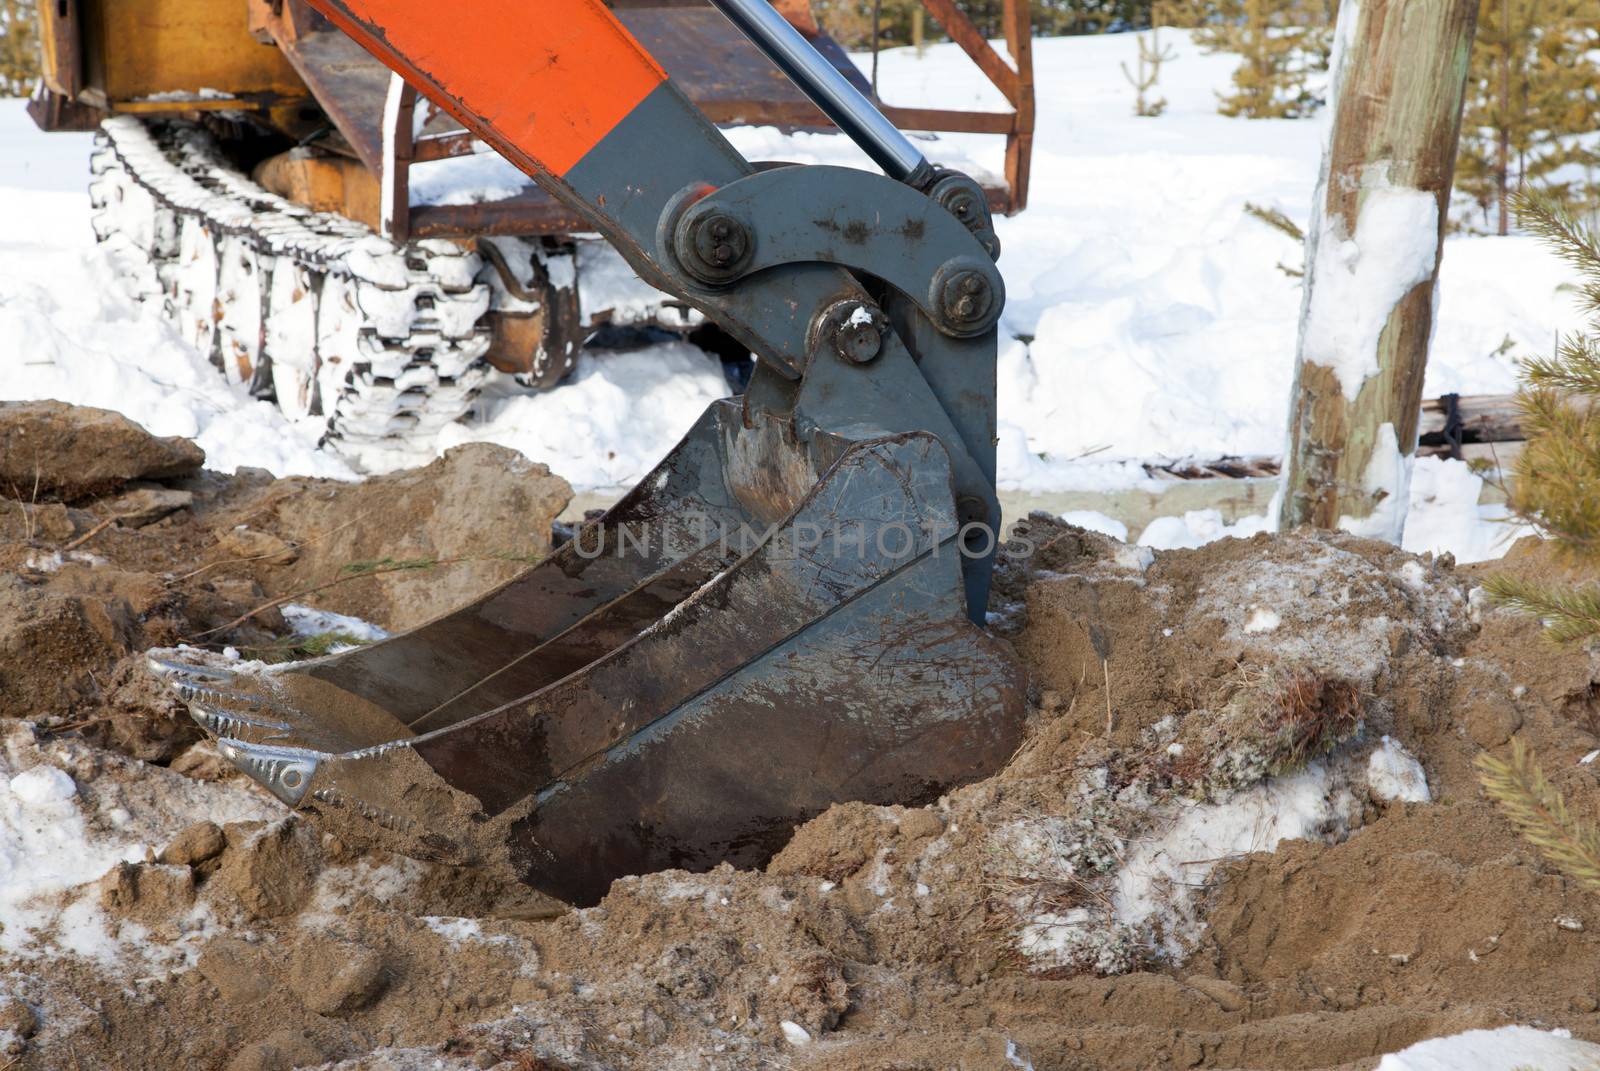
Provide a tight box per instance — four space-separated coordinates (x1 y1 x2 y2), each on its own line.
662 165 1005 339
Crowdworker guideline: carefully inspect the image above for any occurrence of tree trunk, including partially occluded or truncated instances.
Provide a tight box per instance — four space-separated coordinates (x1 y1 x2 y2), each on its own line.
1496 0 1510 236
1277 0 1479 540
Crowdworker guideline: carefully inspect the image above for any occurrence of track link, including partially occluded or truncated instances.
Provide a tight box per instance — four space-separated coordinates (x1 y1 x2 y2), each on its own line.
89 116 493 472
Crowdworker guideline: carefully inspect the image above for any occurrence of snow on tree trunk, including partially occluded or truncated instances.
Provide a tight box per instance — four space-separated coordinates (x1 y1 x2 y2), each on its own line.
1277 0 1478 542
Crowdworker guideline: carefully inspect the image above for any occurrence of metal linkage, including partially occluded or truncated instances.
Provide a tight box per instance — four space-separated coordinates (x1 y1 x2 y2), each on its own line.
706 0 934 188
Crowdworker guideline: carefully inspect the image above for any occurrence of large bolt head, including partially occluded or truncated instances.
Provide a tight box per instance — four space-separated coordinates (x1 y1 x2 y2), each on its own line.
841 324 882 363
940 269 995 327
821 301 885 364
692 213 749 270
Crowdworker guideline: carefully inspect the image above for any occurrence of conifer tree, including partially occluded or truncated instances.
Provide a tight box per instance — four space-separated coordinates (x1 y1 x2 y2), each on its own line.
1122 28 1176 116
0 0 39 97
1162 0 1331 118
1455 0 1600 235
1486 194 1600 637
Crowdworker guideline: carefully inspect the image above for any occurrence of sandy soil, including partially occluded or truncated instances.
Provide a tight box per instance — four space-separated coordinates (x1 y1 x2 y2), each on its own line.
2 409 1597 1071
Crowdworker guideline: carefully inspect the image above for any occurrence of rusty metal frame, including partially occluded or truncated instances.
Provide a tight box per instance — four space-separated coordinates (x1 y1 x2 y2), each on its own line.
879 0 1035 213
374 0 1034 243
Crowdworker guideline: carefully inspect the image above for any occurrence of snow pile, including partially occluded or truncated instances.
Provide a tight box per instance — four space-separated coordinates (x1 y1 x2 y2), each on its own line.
1366 736 1430 803
439 343 730 491
1402 455 1532 562
1375 1026 1600 1071
0 757 146 962
1132 456 1527 564
1059 509 1129 541
1138 508 1272 550
0 723 278 966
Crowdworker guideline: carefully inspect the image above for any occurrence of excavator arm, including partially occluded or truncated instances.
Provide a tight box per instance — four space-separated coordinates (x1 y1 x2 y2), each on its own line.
318 0 1005 588
154 0 1025 905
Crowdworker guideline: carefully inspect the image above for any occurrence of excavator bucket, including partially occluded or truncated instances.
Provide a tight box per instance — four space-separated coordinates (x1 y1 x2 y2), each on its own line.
153 402 1023 904
153 0 1027 904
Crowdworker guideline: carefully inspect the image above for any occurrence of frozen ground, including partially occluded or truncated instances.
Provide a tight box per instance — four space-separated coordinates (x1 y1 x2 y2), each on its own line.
0 31 1578 560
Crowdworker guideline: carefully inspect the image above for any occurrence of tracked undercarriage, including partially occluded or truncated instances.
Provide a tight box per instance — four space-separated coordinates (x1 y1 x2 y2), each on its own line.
89 116 697 471
91 116 497 469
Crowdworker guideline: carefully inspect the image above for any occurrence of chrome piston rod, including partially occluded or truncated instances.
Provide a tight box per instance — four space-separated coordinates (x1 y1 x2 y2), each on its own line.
706 0 934 188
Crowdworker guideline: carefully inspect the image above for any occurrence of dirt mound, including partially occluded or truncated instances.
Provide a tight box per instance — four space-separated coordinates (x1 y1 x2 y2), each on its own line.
0 400 205 501
0 417 570 760
4 475 1600 1069
210 443 571 630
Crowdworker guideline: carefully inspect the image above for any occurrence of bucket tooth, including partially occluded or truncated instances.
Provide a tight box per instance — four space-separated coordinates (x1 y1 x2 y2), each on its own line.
213 739 324 807
145 654 236 684
186 702 295 745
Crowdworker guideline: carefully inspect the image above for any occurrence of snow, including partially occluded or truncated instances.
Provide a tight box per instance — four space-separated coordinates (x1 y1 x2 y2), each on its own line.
1133 456 1525 565
1367 736 1430 803
8 765 76 806
1060 510 1129 541
779 1020 812 1046
1 28 1582 552
1243 607 1281 634
1375 1026 1600 1071
1301 184 1441 400
1337 422 1409 543
420 916 512 947
1139 509 1272 550
1014 755 1364 970
281 604 391 646
0 723 279 967
575 241 701 329
1402 455 1532 562
437 342 730 492
406 119 999 210
408 150 528 208
0 757 137 959
1111 760 1357 955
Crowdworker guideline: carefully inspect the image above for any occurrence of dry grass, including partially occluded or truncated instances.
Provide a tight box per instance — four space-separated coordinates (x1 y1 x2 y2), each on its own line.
1260 671 1364 771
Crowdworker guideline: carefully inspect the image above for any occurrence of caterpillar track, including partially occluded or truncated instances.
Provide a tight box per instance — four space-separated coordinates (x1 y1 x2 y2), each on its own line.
89 115 521 471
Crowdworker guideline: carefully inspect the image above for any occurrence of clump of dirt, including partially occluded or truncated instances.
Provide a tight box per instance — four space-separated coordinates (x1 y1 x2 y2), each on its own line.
0 408 570 761
209 445 571 631
5 428 1600 1070
0 399 205 501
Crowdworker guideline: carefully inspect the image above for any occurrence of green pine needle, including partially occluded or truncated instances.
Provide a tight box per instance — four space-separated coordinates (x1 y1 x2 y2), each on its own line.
1513 192 1600 284
1483 574 1600 644
1476 738 1600 894
1521 334 1600 397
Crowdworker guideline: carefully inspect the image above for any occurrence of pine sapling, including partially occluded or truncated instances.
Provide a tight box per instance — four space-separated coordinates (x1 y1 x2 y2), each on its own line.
1122 29 1176 118
1488 194 1600 642
1476 739 1600 894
